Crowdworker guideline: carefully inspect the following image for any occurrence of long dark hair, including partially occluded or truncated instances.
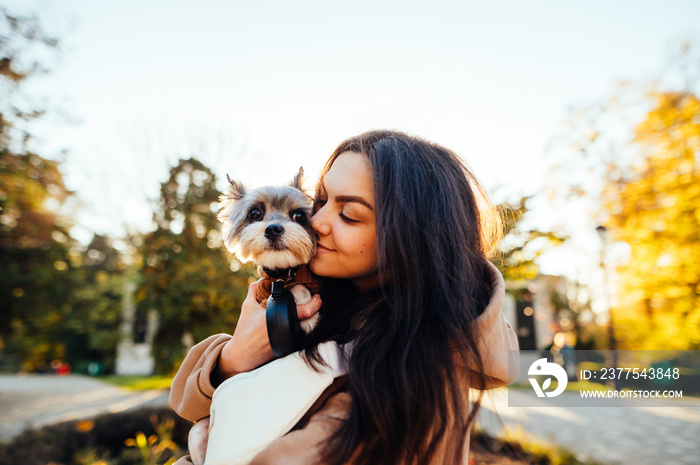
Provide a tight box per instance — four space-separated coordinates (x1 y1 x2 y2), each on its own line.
303 130 502 464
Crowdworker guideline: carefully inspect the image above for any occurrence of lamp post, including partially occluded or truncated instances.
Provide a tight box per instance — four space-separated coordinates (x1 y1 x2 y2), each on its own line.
596 225 618 389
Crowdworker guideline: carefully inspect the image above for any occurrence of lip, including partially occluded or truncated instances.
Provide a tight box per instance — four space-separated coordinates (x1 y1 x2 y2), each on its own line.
315 242 335 254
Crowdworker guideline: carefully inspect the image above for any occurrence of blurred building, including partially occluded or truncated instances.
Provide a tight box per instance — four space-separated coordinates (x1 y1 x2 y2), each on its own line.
504 274 564 351
114 282 158 375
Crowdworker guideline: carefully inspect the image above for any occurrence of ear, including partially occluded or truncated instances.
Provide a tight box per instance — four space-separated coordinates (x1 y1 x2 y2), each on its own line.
288 167 305 191
224 174 247 200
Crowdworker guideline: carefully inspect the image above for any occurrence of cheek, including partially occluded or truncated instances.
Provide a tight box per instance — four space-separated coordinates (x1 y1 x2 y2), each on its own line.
356 236 377 265
345 232 368 256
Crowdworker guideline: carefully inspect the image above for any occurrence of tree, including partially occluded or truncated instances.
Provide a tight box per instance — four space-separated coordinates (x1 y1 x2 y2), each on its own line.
0 7 127 372
545 44 700 350
137 158 253 373
0 7 60 149
494 196 565 297
0 151 78 370
0 8 77 370
66 234 129 372
604 91 700 349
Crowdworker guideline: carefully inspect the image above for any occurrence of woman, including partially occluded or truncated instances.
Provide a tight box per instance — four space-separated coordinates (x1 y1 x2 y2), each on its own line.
170 130 519 464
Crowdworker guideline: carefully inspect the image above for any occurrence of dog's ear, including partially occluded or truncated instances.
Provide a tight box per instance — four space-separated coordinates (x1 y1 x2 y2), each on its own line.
224 174 247 200
288 167 305 191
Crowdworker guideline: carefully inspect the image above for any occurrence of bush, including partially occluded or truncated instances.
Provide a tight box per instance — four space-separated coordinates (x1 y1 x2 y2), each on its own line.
0 407 190 465
471 428 611 465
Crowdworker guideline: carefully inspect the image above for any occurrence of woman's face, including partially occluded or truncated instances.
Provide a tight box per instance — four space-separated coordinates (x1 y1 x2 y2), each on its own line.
310 151 379 290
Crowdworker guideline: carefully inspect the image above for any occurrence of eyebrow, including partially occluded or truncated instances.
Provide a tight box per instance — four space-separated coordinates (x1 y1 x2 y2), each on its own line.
319 183 374 211
335 195 374 211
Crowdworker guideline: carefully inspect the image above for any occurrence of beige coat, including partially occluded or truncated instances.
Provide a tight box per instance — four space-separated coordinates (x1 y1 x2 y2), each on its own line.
170 262 519 464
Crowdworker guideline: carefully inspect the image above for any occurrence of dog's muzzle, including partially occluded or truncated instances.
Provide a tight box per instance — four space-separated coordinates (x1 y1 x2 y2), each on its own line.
265 224 285 241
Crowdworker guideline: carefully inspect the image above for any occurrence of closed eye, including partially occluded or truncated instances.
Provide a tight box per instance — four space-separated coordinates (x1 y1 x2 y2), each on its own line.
340 212 359 224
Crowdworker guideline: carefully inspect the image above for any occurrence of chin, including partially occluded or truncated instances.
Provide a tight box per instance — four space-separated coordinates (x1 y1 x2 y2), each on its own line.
309 258 335 278
309 258 322 275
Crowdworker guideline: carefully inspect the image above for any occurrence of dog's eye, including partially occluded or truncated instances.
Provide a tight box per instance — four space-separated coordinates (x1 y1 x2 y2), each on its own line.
291 210 306 224
248 208 264 221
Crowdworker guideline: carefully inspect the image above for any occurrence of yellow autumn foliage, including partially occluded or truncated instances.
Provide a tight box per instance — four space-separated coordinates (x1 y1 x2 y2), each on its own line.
605 91 700 349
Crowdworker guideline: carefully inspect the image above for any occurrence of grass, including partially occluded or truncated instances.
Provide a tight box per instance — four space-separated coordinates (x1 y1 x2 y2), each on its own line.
99 375 173 391
472 425 614 465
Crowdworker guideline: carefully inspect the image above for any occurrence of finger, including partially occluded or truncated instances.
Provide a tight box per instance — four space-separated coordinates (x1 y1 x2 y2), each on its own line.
243 281 259 304
242 281 265 314
297 294 322 320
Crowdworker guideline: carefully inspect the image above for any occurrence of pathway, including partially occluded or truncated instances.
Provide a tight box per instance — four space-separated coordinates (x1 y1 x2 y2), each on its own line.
476 387 700 465
0 374 169 443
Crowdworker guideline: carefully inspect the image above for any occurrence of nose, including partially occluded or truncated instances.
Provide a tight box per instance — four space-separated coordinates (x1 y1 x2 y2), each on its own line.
265 224 285 240
311 207 331 237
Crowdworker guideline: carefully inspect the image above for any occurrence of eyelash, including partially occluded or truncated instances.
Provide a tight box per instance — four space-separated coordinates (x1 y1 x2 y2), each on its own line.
340 212 359 224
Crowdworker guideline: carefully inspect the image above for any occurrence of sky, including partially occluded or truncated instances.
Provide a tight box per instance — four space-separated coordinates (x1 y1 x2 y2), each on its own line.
11 0 700 282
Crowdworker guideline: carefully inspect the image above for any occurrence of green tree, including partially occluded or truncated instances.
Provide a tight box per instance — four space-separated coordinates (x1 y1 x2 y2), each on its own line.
66 234 128 372
0 7 127 372
0 8 76 370
137 158 253 373
0 151 77 370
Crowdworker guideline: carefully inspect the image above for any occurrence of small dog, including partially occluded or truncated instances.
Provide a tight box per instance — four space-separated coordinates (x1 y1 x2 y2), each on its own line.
187 168 321 465
218 167 322 328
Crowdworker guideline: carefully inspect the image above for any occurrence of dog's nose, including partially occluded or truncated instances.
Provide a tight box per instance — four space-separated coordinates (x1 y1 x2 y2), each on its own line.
265 224 285 239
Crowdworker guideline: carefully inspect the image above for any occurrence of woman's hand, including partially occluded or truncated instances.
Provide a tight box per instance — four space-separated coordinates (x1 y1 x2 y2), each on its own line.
216 281 322 379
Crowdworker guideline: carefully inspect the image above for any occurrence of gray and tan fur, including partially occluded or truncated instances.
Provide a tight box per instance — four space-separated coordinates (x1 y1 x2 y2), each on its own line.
218 168 315 270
